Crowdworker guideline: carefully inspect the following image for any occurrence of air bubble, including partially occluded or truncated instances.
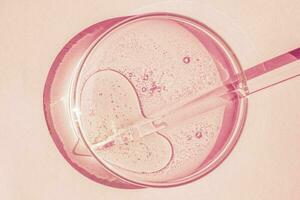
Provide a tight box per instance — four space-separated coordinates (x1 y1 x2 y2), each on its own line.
183 56 191 64
186 135 192 141
142 74 149 80
195 131 202 139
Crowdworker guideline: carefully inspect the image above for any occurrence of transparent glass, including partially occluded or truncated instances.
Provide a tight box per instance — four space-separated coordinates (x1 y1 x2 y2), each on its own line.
43 12 300 188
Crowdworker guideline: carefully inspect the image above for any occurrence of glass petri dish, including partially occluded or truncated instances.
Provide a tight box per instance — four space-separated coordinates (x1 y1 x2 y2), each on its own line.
44 12 248 188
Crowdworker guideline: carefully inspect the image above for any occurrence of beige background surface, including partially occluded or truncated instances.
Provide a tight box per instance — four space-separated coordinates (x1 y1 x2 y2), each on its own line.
1 0 300 199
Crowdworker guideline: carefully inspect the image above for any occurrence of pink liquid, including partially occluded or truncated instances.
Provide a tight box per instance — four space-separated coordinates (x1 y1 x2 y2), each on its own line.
77 16 240 184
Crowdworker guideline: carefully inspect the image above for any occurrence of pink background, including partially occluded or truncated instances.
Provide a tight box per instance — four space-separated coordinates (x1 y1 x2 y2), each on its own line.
1 0 300 199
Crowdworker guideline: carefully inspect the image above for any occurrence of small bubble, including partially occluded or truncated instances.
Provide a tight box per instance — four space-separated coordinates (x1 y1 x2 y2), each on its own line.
142 74 149 80
207 80 214 85
142 87 147 92
195 131 202 139
89 109 95 116
183 56 191 64
149 82 158 93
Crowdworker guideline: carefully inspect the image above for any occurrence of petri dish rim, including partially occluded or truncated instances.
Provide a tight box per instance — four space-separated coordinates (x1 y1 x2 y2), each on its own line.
69 12 249 187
